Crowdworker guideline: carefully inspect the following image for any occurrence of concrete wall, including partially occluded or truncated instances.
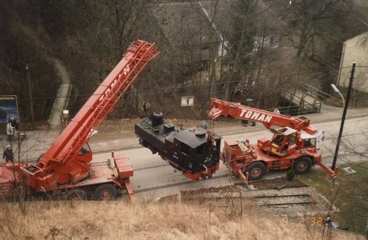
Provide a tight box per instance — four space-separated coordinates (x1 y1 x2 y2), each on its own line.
337 32 368 93
48 58 72 129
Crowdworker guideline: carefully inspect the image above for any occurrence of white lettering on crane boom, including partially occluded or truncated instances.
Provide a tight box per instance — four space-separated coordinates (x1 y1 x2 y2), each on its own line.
240 109 272 123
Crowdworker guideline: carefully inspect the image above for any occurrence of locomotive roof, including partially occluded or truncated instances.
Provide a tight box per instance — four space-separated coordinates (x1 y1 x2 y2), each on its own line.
136 117 210 149
174 128 208 148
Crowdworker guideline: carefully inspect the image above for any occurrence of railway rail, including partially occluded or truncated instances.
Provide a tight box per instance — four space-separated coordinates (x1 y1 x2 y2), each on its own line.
254 193 315 207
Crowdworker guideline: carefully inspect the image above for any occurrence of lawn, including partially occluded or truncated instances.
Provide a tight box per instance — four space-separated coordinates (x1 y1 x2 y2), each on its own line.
299 162 368 235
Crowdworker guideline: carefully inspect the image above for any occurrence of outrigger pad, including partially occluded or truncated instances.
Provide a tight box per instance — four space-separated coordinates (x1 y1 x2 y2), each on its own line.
114 156 133 178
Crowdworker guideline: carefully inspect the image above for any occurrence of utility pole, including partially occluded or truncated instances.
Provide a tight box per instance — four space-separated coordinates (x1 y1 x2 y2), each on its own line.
331 63 355 170
25 64 35 128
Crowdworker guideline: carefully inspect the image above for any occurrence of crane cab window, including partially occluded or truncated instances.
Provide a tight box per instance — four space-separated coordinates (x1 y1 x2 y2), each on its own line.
303 138 316 148
79 144 91 155
287 133 297 146
272 134 285 146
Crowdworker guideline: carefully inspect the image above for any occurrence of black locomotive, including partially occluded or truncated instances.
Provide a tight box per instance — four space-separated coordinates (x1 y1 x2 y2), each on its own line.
135 113 221 180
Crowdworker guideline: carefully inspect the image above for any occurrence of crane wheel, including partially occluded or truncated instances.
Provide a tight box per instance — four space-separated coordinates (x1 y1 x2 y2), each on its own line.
94 184 118 200
66 189 87 200
294 157 312 174
246 162 266 180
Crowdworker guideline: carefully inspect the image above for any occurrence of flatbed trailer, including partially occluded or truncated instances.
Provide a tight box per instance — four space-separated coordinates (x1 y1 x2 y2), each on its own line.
0 152 133 200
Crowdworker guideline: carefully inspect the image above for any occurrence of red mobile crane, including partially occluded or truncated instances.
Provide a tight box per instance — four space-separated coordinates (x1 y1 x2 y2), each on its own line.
0 40 158 200
208 98 335 181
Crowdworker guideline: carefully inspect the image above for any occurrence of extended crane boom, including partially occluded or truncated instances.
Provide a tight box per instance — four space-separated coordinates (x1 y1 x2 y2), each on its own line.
21 40 159 191
208 97 335 181
209 98 316 134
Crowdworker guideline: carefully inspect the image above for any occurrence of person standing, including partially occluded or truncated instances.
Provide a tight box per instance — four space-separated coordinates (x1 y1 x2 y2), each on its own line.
142 102 151 115
286 165 295 181
9 117 18 131
6 119 15 143
3 145 14 163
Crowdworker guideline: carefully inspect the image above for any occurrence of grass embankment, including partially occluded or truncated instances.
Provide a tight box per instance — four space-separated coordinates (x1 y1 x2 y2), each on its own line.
299 162 368 235
0 200 363 240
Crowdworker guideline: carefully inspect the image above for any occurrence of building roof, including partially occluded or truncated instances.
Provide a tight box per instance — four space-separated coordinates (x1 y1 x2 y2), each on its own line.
344 31 368 44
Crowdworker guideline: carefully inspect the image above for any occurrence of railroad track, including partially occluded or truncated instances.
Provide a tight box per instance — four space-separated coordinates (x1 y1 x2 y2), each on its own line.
134 173 230 193
134 163 170 172
254 193 315 207
132 165 308 195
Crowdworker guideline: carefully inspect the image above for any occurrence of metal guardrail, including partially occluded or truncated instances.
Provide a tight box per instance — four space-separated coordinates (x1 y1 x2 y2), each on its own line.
283 85 323 115
302 83 332 100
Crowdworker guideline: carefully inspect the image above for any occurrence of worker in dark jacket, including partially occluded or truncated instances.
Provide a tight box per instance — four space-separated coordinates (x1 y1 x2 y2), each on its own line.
286 165 295 181
3 145 14 163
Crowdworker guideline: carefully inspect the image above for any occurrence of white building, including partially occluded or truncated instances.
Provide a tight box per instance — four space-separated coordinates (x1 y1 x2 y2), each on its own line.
337 32 368 93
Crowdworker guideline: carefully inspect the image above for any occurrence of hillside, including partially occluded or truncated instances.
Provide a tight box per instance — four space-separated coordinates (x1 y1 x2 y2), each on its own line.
1 1 367 123
0 201 364 240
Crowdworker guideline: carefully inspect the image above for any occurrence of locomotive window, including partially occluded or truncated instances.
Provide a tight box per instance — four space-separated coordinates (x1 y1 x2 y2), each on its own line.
180 143 191 154
195 145 206 154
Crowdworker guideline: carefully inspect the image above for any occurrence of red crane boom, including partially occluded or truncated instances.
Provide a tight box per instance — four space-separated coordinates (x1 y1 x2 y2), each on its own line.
208 98 336 180
208 98 317 134
21 40 159 190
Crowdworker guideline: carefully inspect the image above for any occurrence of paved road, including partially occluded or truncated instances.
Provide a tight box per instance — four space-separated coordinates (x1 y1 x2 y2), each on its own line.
4 103 367 162
92 115 368 200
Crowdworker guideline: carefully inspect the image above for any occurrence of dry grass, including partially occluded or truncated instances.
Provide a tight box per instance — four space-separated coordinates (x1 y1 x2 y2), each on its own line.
0 200 363 240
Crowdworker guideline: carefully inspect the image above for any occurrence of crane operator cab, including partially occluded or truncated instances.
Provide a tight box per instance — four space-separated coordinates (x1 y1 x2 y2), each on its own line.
265 127 320 157
76 143 93 166
79 144 91 155
269 127 299 157
301 131 323 150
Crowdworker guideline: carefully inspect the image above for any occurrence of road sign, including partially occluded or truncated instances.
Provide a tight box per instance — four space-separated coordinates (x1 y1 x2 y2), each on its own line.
181 96 194 107
0 95 18 123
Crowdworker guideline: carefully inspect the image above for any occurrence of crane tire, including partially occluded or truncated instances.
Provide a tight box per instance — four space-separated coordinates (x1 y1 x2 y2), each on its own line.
294 157 312 174
94 184 118 200
66 189 87 200
246 162 266 180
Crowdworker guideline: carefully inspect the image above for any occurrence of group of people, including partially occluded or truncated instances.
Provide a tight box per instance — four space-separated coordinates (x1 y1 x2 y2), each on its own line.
2 118 17 164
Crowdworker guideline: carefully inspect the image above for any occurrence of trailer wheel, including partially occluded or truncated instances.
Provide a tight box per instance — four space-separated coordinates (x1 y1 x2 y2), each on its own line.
95 184 117 200
247 162 266 180
66 189 87 200
294 157 312 174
